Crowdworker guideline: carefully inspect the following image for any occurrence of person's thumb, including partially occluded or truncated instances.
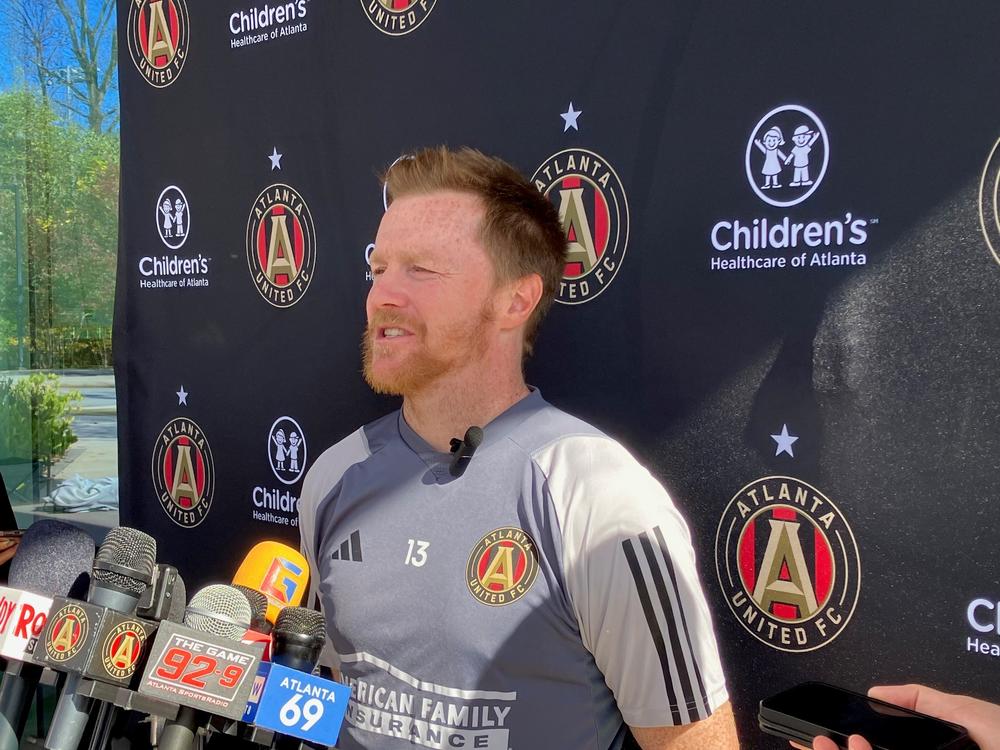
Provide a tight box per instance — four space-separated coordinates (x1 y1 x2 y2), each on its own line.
868 684 924 710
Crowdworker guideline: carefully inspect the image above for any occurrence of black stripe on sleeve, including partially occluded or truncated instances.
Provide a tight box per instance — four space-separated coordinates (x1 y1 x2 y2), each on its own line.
653 525 711 717
638 531 698 720
621 538 684 726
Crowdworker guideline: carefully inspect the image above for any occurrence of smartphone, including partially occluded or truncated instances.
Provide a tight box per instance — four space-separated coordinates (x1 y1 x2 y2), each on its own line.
758 682 974 750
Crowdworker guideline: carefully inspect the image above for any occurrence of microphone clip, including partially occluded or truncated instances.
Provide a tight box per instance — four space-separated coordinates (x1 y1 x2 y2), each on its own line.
448 426 484 478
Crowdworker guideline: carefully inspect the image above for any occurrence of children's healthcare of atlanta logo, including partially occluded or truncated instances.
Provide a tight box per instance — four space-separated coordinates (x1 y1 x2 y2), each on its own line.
746 105 828 208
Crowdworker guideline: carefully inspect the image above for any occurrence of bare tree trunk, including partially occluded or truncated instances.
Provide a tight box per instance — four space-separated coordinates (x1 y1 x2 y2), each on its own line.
53 0 117 133
11 0 62 103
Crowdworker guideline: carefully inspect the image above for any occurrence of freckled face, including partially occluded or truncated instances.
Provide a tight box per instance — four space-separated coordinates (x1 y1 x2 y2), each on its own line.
363 191 498 396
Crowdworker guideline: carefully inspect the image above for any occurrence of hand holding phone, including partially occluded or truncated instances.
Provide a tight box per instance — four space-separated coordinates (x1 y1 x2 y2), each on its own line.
791 734 873 750
760 682 975 750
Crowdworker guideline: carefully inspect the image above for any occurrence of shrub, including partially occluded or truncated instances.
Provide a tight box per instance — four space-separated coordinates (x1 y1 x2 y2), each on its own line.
0 373 81 463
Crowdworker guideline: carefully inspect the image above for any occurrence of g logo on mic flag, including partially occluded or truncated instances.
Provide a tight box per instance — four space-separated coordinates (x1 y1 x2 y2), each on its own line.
253 662 350 746
233 542 309 623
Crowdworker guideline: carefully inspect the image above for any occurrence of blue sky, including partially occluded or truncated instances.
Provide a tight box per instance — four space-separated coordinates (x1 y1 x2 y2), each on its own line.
0 0 120 130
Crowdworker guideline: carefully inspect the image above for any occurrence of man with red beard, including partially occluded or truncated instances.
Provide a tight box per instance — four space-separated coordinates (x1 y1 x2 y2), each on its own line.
298 147 738 749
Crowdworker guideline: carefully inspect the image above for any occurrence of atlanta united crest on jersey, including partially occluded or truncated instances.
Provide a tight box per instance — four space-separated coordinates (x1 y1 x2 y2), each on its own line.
298 390 728 749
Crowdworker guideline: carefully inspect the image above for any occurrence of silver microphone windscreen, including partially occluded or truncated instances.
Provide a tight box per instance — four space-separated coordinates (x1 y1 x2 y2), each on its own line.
184 584 253 641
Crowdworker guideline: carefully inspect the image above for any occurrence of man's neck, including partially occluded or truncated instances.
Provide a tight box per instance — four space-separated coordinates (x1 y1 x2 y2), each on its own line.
401 367 530 452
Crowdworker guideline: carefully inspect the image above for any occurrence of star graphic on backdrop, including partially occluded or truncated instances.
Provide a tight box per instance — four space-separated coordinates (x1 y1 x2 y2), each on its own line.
560 102 582 132
268 147 283 170
176 386 188 406
771 424 798 457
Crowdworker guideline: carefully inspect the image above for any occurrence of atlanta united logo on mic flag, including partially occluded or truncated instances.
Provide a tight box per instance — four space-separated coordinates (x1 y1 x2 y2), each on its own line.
101 620 149 679
44 603 89 663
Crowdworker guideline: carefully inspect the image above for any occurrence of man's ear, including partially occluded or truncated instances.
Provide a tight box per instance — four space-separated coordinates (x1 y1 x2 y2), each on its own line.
499 273 543 330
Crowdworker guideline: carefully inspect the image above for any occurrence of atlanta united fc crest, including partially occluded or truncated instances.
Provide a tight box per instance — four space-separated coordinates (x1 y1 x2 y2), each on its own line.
101 621 149 679
126 0 190 88
466 527 540 607
151 417 215 528
533 149 630 304
246 184 316 308
715 476 861 652
44 604 89 663
361 0 436 36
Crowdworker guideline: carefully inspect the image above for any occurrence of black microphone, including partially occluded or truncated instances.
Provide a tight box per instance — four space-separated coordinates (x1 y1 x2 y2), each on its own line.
269 607 326 750
0 520 94 750
449 426 483 478
86 565 187 750
158 585 253 750
271 606 325 673
44 527 156 750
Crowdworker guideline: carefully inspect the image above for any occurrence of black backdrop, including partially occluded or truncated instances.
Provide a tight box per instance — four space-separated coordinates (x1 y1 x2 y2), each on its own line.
115 2 1000 745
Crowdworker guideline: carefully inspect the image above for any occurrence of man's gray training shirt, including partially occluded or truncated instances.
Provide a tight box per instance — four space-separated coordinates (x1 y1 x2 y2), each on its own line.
298 390 728 749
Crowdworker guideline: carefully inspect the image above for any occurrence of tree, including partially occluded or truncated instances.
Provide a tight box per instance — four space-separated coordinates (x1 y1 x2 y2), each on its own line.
5 0 118 133
9 0 65 101
0 91 118 370
53 0 118 132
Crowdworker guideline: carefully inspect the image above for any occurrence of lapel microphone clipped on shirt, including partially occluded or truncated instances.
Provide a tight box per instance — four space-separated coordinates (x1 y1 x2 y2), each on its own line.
449 426 484 478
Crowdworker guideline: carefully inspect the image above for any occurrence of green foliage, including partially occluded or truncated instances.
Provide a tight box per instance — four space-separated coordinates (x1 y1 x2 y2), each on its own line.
0 90 118 370
0 373 81 463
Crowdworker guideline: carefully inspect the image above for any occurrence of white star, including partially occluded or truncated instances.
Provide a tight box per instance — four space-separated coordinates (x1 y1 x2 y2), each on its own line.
560 102 582 132
268 147 283 170
176 386 188 406
771 424 799 457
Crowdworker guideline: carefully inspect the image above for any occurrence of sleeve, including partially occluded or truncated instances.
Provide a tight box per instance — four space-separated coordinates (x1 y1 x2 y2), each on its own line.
536 435 729 728
297 427 371 671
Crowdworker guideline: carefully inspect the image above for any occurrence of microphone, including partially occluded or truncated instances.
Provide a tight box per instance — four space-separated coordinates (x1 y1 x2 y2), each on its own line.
85 565 187 750
44 527 156 750
268 607 327 750
271 607 325 673
232 542 309 624
236 584 273 663
449 426 483 477
234 584 271 635
8 520 93 601
252 607 350 749
0 520 94 750
157 585 254 750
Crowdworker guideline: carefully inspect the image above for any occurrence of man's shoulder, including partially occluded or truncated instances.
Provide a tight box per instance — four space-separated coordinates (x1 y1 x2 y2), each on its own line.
515 401 639 470
301 411 398 504
511 399 609 455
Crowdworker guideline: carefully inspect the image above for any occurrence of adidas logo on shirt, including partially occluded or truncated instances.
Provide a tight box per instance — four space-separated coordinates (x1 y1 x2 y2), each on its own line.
331 530 363 562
